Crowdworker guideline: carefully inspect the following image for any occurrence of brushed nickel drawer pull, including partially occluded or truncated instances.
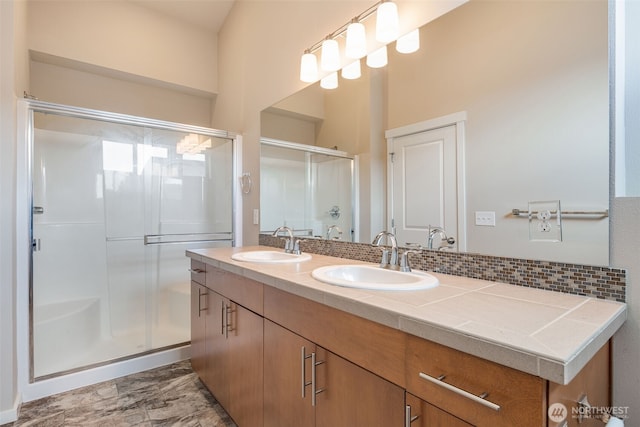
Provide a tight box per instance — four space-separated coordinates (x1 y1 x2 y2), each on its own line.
189 268 205 274
418 372 501 412
311 352 325 407
197 288 208 317
405 405 420 426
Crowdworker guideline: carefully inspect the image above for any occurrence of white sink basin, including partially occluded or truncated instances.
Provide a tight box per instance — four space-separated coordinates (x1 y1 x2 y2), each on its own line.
311 264 439 291
231 250 312 264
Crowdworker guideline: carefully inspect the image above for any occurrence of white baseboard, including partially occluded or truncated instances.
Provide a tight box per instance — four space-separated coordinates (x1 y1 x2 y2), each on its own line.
0 394 21 425
21 345 190 404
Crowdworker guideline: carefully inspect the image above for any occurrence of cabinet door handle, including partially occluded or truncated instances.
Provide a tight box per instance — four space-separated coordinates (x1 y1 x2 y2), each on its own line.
418 372 501 412
189 268 205 274
225 304 234 338
221 300 226 335
301 347 325 406
405 405 420 426
301 347 310 398
311 352 325 407
197 288 208 317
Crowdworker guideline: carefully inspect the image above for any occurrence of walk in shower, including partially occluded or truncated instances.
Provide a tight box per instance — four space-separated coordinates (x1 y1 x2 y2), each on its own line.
260 138 355 240
24 101 237 382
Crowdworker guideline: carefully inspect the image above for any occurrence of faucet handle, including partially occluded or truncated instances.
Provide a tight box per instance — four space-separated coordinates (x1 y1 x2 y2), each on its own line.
400 249 421 272
292 238 305 255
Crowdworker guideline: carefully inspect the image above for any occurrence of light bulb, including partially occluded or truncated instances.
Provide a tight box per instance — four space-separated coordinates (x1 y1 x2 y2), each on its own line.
345 21 367 59
376 1 399 43
366 46 388 68
300 51 318 82
320 72 339 89
320 38 341 72
396 29 420 54
341 60 361 80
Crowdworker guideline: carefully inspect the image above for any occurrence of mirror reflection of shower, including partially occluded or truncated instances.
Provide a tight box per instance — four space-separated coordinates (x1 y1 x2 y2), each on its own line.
260 138 356 241
30 105 236 380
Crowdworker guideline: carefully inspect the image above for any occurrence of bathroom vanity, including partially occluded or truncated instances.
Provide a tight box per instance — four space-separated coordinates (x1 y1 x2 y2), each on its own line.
187 246 626 427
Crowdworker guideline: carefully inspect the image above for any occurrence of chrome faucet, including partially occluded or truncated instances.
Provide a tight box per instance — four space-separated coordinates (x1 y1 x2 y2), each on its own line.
427 226 455 250
273 226 302 254
372 231 399 269
326 225 343 240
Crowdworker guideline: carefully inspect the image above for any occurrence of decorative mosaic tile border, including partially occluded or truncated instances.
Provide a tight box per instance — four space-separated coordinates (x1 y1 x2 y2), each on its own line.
259 234 626 302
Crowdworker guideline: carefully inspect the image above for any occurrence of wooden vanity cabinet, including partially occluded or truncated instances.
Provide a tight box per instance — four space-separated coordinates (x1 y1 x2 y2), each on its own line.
264 319 405 427
406 392 473 427
190 261 264 427
406 334 546 426
189 260 209 381
190 259 612 427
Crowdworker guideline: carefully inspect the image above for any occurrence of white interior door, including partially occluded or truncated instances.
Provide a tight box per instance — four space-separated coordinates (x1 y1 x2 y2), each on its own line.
388 125 458 249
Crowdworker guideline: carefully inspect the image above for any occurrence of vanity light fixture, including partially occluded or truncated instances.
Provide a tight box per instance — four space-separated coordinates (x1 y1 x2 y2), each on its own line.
341 60 362 79
300 50 319 82
320 38 341 72
376 0 399 43
320 72 339 89
366 45 388 68
298 0 416 87
396 28 420 54
345 20 367 59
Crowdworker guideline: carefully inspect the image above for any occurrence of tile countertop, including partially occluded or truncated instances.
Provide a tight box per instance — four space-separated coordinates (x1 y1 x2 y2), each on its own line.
187 246 627 385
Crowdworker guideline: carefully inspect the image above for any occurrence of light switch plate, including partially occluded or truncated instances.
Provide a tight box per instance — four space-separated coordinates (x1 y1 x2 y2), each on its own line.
253 209 259 225
475 211 496 226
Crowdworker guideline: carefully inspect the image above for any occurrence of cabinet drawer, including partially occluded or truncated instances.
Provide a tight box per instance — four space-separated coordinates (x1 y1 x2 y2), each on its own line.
264 286 406 387
190 260 206 285
206 265 264 315
406 335 545 427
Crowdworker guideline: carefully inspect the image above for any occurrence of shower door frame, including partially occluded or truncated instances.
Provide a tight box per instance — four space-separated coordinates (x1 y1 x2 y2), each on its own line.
16 99 243 401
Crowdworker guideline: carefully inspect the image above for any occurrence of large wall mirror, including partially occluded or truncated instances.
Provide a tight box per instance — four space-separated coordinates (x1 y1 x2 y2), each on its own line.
260 0 609 266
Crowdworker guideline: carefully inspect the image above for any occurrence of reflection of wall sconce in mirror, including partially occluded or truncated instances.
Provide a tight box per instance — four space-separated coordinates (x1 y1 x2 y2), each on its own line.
299 0 420 88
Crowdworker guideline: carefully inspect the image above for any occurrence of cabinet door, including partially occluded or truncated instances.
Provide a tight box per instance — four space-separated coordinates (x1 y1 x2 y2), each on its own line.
190 282 207 377
205 291 230 410
228 303 264 427
315 347 405 427
264 320 315 427
406 393 473 427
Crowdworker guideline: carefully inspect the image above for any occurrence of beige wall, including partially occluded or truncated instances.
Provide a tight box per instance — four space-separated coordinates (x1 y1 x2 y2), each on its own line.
30 59 214 126
1 0 28 421
28 0 218 95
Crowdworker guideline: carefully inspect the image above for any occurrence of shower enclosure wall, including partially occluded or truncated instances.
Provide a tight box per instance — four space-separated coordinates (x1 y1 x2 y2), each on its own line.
20 101 238 387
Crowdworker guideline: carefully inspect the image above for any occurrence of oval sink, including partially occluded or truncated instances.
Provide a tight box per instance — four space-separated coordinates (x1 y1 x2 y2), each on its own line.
231 250 312 264
311 264 439 291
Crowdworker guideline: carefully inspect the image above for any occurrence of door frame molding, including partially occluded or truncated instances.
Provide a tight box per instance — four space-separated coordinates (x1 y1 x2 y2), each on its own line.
385 111 467 252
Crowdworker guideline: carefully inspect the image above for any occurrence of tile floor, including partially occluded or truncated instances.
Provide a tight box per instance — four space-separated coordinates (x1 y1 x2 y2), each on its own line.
3 360 236 427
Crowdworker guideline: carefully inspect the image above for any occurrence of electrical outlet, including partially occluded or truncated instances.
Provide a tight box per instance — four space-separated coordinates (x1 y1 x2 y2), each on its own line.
475 211 496 226
253 209 259 225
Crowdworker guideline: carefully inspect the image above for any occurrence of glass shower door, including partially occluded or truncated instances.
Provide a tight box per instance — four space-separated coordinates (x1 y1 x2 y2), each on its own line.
140 129 233 350
31 109 234 380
